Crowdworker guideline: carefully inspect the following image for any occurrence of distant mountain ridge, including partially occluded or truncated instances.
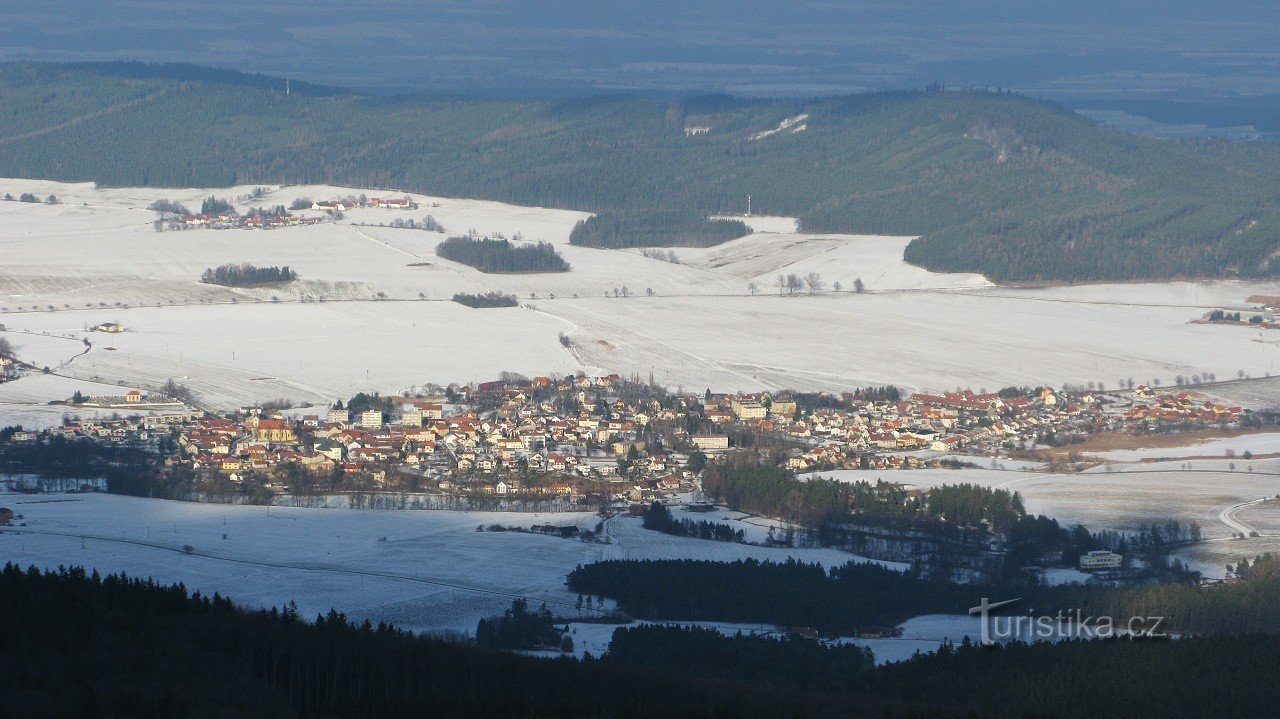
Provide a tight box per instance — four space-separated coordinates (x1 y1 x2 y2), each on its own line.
1 61 1277 282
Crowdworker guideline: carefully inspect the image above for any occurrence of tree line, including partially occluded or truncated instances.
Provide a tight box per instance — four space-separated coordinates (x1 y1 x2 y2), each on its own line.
451 291 519 308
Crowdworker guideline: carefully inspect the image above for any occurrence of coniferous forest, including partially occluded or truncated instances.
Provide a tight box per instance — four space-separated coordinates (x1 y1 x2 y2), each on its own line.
569 554 1280 637
200 263 297 286
436 236 570 273
569 210 749 249
11 562 1280 718
2 62 1279 282
0 564 891 718
702 460 1028 533
641 501 748 543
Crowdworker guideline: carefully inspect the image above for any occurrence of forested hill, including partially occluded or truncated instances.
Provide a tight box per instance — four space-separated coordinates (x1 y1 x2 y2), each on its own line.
2 61 1278 282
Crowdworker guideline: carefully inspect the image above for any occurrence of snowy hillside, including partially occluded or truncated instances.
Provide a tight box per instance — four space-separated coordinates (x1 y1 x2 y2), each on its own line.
2 179 1279 417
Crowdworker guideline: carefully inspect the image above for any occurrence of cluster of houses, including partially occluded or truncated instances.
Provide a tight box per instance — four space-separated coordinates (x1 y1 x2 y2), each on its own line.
169 212 327 231
1121 386 1243 424
36 374 707 502
160 195 421 231
10 374 1252 504
311 196 418 212
756 387 1243 473
0 354 15 383
63 388 185 410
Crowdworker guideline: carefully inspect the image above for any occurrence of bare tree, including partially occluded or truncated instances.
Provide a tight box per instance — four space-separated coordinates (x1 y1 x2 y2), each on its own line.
853 278 865 293
804 272 823 294
786 273 802 295
747 282 758 296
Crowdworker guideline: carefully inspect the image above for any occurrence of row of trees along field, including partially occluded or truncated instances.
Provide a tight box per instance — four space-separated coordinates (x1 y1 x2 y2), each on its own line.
3 63 1278 281
200 263 297 286
569 552 1280 637
435 235 569 273
451 291 519 308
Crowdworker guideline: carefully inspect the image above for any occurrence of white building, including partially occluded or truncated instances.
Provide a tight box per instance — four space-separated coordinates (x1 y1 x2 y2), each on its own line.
1079 550 1123 571
690 434 729 451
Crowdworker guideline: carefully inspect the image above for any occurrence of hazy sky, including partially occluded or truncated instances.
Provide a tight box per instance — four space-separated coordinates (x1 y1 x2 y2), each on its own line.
4 1 1277 102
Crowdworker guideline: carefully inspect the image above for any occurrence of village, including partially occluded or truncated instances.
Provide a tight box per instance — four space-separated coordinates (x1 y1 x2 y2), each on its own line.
155 194 421 231
1 370 1250 508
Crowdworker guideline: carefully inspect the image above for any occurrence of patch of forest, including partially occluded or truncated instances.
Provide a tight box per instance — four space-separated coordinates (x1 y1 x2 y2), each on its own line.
569 210 748 249
569 553 1280 637
703 459 1026 533
3 62 1278 281
436 235 569 273
452 291 519 308
641 501 748 543
200 263 297 286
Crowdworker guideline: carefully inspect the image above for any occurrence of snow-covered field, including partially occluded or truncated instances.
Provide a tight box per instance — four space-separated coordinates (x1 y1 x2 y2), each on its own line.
0 491 1073 661
0 493 867 637
808 458 1280 577
3 179 1280 416
1095 432 1280 462
1201 376 1280 410
680 232 990 290
4 301 580 409
809 461 1280 537
0 373 166 429
710 214 799 234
